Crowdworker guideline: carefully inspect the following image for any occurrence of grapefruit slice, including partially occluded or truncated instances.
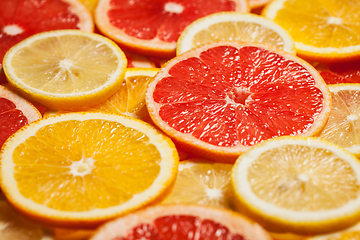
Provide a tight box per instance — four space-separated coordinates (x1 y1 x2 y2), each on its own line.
90 204 272 240
0 0 93 72
0 85 41 149
95 0 249 58
319 60 360 84
146 42 331 162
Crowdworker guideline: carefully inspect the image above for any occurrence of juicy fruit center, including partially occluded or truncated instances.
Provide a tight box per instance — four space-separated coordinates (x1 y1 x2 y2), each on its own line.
3 24 24 36
164 2 184 14
118 215 245 239
327 16 342 25
227 87 251 106
248 144 360 211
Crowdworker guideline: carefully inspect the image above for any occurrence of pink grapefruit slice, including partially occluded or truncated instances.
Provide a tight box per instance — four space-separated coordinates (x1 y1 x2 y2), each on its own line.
0 0 93 73
95 0 249 58
0 85 41 149
90 204 272 240
319 60 360 84
146 42 332 163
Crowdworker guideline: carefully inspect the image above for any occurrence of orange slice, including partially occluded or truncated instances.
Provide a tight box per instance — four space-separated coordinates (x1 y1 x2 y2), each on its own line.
177 11 296 55
0 0 93 70
95 0 249 58
161 159 234 209
90 204 272 240
0 112 179 228
262 0 360 62
318 84 360 157
0 85 41 149
3 30 127 111
231 136 360 235
44 68 158 123
146 42 331 163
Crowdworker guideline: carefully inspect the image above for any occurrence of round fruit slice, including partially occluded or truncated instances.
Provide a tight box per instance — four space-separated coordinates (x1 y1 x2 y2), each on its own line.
162 159 233 209
0 0 93 70
3 30 127 111
0 112 179 228
231 136 360 235
0 193 54 240
0 85 41 149
90 204 272 240
177 12 295 55
44 68 158 123
319 60 360 84
305 222 360 240
146 42 331 163
318 84 360 157
95 0 249 58
262 0 360 62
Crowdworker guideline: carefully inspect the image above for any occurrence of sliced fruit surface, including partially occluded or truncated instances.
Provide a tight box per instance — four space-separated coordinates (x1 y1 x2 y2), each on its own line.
177 12 295 55
0 0 93 70
0 112 179 228
0 85 41 149
249 0 271 9
90 204 272 240
3 30 127 111
305 222 360 240
44 68 158 123
318 84 360 157
95 0 249 58
319 60 360 84
231 136 360 235
0 193 54 240
262 0 360 62
146 42 331 162
162 159 233 209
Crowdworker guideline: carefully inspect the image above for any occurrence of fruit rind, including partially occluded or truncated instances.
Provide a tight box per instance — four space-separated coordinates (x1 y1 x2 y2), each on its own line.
231 136 360 235
0 112 179 228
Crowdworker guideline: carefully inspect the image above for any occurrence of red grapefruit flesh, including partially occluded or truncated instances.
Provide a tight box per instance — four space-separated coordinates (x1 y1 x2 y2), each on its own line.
146 42 331 162
90 205 272 240
0 0 93 71
320 60 360 84
95 0 249 58
0 85 41 148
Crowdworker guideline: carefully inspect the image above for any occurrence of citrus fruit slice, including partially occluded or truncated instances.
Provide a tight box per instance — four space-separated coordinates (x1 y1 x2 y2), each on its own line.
95 0 250 58
124 49 157 68
231 136 360 235
0 0 93 70
146 41 331 163
0 193 54 240
90 204 272 240
162 159 233 209
305 222 360 240
262 0 360 62
318 84 360 157
319 60 360 84
0 85 41 149
3 30 127 111
177 12 295 55
0 112 179 228
79 0 99 13
44 68 158 123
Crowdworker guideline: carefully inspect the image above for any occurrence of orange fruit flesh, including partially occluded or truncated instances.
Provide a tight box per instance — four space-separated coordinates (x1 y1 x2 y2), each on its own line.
13 119 161 211
0 0 92 68
152 45 324 147
106 0 239 43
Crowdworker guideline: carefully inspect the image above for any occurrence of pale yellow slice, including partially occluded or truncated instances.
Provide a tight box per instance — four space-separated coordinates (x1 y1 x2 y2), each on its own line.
0 112 179 229
162 159 233 209
305 222 360 240
3 30 127 110
318 84 360 157
232 136 360 235
177 12 295 55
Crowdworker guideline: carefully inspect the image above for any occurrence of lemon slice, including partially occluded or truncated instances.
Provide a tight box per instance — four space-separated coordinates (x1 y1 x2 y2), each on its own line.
177 12 295 55
162 159 233 209
0 112 179 228
3 30 127 110
231 136 360 235
318 84 360 157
